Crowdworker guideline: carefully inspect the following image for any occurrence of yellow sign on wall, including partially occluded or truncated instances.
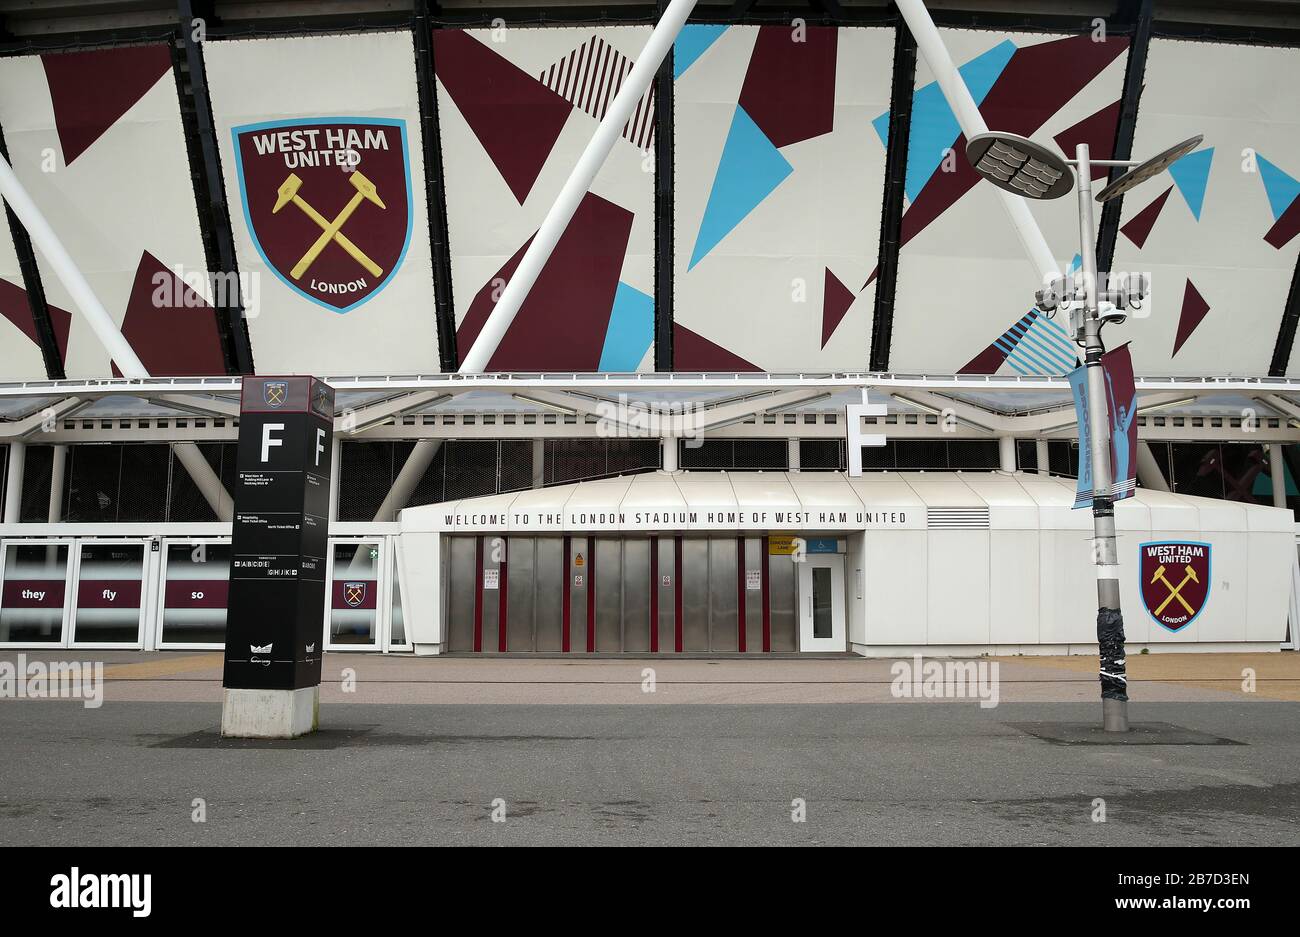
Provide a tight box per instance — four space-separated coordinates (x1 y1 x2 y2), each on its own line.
768 536 799 556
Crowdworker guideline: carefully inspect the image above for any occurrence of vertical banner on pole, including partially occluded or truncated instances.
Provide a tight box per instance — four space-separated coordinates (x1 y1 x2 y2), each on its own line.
1102 343 1137 502
1068 365 1093 509
223 376 335 696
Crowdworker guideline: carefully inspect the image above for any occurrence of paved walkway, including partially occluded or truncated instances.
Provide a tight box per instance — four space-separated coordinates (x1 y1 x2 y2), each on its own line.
2 649 1295 704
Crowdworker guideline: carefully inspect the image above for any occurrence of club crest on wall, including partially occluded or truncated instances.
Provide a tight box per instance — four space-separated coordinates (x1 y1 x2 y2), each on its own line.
231 117 413 313
1139 541 1212 632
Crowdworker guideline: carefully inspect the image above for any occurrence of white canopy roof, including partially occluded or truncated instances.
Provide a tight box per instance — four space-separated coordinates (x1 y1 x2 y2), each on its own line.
398 471 1294 535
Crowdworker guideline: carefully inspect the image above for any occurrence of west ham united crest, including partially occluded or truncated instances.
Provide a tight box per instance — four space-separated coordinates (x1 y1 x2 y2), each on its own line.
1139 541 1212 632
263 381 288 407
344 581 367 608
231 117 413 313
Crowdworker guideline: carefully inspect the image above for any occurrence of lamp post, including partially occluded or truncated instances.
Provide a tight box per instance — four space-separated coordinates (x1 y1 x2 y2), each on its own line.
965 131 1203 732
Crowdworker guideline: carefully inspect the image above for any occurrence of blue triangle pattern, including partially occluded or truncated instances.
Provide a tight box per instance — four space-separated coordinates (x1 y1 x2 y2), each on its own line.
599 283 654 372
688 105 793 270
1257 154 1300 221
873 39 1017 202
1168 147 1214 221
674 25 728 80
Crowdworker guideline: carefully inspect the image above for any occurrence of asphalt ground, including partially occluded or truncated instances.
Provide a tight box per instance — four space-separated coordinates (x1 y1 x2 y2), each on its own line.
0 651 1296 846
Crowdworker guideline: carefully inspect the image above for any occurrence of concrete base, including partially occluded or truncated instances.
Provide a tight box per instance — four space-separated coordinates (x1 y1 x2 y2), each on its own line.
220 686 319 739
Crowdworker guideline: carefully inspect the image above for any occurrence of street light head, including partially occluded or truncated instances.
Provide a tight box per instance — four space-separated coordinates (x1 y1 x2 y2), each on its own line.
965 132 1075 200
1095 135 1204 203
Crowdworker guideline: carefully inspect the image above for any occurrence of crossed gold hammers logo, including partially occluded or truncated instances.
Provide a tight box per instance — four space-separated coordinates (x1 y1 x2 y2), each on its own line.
273 171 386 281
1149 563 1200 617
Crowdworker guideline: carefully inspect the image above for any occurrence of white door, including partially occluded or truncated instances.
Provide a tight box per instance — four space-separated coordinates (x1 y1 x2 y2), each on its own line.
324 539 385 651
798 554 845 652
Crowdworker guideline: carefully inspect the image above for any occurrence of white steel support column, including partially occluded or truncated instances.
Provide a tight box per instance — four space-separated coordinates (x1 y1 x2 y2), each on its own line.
788 439 800 471
457 0 699 371
998 436 1016 472
895 0 1059 283
3 441 25 524
47 444 67 522
532 439 545 489
329 437 342 522
662 437 678 473
0 153 233 521
374 440 442 522
1035 438 1050 475
1270 443 1288 509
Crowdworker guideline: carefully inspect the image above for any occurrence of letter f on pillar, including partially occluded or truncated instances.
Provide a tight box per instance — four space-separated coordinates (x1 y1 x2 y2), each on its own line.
261 423 285 463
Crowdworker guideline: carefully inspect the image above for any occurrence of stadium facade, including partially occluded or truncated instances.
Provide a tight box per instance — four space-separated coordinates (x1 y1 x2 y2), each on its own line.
0 0 1299 656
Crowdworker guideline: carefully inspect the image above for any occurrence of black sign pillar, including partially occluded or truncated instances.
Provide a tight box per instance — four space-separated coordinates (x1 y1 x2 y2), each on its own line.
220 376 334 738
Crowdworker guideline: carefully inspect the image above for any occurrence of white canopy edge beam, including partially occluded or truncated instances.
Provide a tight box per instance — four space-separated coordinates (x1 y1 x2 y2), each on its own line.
5 374 1300 400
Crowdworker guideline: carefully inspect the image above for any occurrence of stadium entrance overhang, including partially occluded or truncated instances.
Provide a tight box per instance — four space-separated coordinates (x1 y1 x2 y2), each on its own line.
395 468 1296 657
3 373 1300 657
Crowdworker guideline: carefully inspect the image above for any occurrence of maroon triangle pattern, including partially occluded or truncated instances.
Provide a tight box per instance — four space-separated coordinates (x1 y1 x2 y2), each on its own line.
1053 99 1121 180
1265 195 1300 250
738 25 838 148
1121 185 1173 249
673 323 761 371
900 34 1128 252
41 46 172 166
110 252 226 377
456 192 633 371
433 29 574 206
0 278 42 348
1172 279 1210 358
0 277 71 365
821 267 855 348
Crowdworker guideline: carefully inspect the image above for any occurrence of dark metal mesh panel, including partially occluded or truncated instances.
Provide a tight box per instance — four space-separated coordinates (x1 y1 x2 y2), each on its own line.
1169 443 1227 499
607 439 659 475
64 444 121 522
338 441 398 522
1217 443 1269 504
947 440 1000 470
680 439 786 470
409 441 447 507
18 444 53 522
499 440 534 492
547 439 609 484
895 440 949 470
166 443 233 522
443 440 498 500
1016 439 1037 472
679 439 731 469
1148 441 1172 489
799 439 844 471
1048 440 1077 478
117 444 170 521
732 439 786 469
860 441 895 470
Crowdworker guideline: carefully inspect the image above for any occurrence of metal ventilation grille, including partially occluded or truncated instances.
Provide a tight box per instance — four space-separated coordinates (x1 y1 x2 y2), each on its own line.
927 507 991 530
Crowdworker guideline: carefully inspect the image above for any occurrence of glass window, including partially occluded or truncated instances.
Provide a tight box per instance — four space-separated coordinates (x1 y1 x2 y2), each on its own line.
390 551 407 648
812 567 832 639
161 542 230 645
329 542 379 646
73 542 144 644
0 543 68 643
